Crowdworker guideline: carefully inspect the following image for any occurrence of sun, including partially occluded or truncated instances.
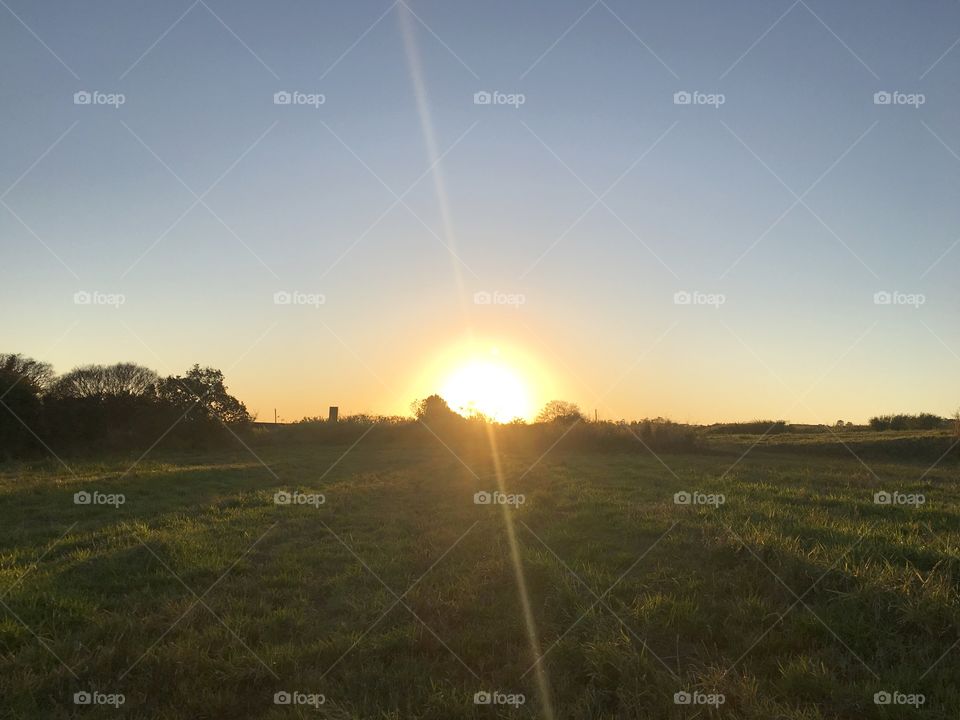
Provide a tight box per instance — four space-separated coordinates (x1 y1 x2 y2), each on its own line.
440 352 533 422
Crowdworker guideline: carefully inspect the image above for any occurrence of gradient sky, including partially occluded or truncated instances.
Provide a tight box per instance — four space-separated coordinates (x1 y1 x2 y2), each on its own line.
2 0 959 424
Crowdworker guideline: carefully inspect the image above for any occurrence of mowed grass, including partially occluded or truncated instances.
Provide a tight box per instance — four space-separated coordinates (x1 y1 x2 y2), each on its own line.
0 439 957 719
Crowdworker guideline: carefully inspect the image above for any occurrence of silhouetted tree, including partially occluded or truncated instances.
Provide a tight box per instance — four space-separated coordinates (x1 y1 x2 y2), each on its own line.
0 354 55 392
536 400 585 424
44 363 162 449
0 353 256 456
156 365 250 425
51 363 158 399
0 354 52 457
411 394 462 425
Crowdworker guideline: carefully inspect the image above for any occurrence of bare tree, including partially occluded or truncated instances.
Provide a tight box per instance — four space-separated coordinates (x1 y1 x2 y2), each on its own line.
52 363 158 399
0 353 54 393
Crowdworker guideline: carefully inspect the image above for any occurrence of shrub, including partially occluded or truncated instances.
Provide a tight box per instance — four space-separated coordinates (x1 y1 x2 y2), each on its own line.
868 413 946 431
706 420 789 435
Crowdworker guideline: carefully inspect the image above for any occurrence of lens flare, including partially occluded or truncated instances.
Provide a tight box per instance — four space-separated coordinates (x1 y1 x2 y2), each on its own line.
398 8 555 715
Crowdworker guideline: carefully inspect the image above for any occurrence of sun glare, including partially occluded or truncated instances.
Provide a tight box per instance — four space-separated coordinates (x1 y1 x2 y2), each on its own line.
440 355 533 422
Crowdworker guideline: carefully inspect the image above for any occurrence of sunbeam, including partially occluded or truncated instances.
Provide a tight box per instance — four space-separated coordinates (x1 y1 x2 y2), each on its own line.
398 6 555 717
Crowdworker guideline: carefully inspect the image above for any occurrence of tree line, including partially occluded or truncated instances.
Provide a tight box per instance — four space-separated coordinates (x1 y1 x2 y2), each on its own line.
867 413 950 431
0 353 250 459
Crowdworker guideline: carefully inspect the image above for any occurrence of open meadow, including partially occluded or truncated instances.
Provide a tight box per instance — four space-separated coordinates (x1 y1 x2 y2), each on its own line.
1 433 957 719
6 1 960 717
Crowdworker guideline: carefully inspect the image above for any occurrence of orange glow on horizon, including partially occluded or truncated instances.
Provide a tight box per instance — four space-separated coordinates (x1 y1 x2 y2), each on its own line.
410 340 552 422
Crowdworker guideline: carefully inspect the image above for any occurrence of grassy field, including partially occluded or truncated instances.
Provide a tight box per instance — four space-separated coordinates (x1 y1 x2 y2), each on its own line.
0 437 957 719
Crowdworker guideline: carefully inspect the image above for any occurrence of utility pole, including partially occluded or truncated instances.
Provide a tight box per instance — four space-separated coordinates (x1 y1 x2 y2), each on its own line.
274 408 277 424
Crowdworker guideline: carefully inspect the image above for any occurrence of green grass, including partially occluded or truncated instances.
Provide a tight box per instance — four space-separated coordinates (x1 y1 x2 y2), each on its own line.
0 440 957 719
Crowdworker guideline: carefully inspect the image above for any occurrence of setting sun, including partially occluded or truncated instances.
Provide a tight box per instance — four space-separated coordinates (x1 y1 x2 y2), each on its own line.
439 352 534 422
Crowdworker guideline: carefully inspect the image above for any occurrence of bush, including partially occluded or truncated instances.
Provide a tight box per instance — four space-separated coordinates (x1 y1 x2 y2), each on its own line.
868 413 947 431
247 415 702 456
706 420 789 435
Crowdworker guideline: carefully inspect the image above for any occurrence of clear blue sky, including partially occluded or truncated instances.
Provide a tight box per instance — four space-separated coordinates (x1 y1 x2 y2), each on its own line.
2 0 959 423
